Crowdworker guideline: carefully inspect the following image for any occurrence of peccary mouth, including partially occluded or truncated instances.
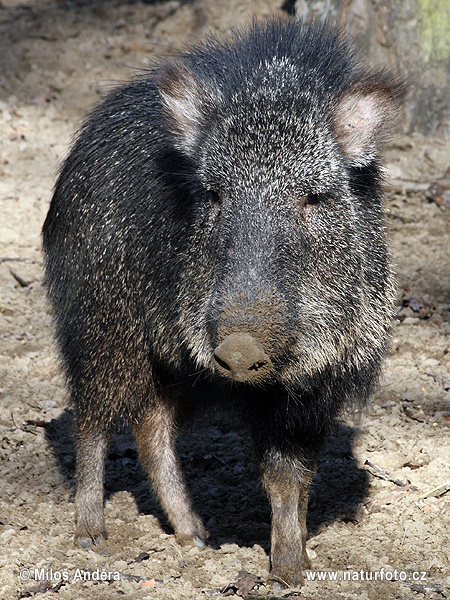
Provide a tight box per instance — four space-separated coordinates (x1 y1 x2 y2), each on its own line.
213 332 273 383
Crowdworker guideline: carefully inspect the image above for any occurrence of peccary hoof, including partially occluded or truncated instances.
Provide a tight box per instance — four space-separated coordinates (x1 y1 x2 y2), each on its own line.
176 531 207 548
268 554 310 589
268 571 303 590
75 530 107 549
193 535 206 548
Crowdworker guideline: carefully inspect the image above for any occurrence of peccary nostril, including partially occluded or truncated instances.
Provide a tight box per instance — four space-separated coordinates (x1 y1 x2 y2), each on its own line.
213 333 272 382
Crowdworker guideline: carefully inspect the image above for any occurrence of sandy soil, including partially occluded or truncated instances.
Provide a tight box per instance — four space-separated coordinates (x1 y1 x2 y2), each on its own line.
1 1 449 599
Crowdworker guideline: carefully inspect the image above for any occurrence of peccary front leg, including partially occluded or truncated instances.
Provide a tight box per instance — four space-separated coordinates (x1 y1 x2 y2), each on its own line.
260 449 315 588
75 428 110 547
132 402 206 547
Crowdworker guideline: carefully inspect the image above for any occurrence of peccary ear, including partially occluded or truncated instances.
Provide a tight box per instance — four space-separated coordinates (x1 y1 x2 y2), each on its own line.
158 62 217 155
333 75 407 167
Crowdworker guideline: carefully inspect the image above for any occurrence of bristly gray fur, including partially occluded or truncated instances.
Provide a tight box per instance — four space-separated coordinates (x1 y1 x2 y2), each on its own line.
42 17 406 586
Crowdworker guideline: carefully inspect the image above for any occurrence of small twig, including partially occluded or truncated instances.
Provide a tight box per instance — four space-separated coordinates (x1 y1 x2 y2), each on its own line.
387 180 430 194
419 480 450 499
9 268 31 287
364 459 408 487
169 540 183 560
387 177 450 195
11 410 18 430
0 257 42 264
19 580 64 598
400 522 407 547
118 573 159 584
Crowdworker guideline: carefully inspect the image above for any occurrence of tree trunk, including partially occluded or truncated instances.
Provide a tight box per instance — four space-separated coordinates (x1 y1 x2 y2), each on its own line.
293 0 450 137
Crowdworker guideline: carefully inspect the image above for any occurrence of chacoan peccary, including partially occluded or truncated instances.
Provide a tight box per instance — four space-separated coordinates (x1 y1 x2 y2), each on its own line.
42 18 406 588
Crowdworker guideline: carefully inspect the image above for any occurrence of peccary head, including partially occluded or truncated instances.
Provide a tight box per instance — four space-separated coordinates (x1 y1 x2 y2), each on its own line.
156 19 406 387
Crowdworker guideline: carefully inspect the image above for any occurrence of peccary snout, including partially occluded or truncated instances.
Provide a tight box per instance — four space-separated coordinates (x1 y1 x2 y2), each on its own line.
213 333 272 382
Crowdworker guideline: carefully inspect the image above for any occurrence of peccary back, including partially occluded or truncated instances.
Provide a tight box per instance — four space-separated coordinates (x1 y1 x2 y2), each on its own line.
42 18 405 588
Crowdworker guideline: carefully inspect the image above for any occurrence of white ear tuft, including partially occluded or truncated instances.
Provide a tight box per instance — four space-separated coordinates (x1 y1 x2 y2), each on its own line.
333 77 406 167
158 63 216 155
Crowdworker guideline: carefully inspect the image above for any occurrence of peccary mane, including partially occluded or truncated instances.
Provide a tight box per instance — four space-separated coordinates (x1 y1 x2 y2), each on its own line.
181 19 358 105
158 18 406 171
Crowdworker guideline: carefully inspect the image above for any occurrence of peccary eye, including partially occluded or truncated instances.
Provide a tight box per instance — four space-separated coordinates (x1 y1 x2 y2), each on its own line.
207 190 222 217
209 191 221 206
300 193 323 222
305 194 322 206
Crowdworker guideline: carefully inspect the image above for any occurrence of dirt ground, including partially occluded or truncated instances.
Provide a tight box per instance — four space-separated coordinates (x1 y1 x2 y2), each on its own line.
1 1 449 599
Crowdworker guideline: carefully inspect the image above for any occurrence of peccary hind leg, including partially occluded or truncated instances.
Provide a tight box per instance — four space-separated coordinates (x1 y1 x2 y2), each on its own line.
261 449 315 588
75 428 110 547
132 401 206 547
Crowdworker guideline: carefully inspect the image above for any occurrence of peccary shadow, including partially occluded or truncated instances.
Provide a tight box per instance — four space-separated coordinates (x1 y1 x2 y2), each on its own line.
46 410 369 549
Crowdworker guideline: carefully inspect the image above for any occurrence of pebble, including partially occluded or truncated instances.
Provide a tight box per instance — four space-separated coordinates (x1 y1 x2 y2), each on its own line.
422 358 440 367
225 557 242 569
219 543 239 554
401 317 418 326
0 528 16 543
